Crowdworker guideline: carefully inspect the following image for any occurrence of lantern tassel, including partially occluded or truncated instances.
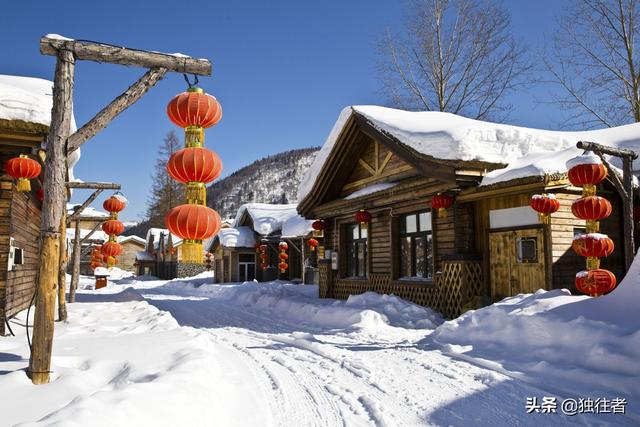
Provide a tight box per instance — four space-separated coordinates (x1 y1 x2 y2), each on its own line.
438 208 447 218
185 126 205 148
107 256 116 268
586 257 600 270
182 239 204 264
16 178 31 192
186 183 207 205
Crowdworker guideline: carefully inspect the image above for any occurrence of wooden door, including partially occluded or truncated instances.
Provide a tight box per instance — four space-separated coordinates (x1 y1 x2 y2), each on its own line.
489 228 546 300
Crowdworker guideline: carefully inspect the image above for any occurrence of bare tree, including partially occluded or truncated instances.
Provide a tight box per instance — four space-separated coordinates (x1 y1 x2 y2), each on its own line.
145 131 183 227
545 0 640 129
376 0 531 121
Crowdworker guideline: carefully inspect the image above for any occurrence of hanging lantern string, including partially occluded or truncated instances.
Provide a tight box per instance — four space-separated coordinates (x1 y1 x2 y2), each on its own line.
183 73 199 88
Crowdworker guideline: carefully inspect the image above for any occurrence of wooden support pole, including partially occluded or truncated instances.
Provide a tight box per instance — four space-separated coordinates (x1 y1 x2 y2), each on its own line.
80 220 104 244
66 182 121 189
29 49 75 385
66 189 103 226
67 68 167 153
40 36 211 75
73 216 110 222
57 212 68 321
69 217 83 303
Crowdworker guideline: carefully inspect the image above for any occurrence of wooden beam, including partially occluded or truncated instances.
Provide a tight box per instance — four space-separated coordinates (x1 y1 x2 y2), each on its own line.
30 49 75 385
66 189 103 226
67 68 167 153
40 36 211 76
80 217 105 244
577 141 638 159
66 182 121 189
72 215 109 222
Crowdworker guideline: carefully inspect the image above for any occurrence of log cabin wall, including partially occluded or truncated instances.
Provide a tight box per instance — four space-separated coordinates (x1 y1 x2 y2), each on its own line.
0 175 41 335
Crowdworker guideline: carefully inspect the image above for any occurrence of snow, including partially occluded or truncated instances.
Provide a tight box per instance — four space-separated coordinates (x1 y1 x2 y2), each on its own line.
430 252 640 422
345 182 398 200
573 232 610 241
67 203 110 218
118 235 146 245
45 33 74 41
281 214 314 237
299 106 640 198
566 152 603 169
66 227 109 243
216 226 256 248
234 203 301 236
135 250 155 262
93 267 110 276
2 264 639 425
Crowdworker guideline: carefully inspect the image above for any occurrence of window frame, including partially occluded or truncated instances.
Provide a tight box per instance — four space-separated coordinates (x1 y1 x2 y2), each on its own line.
397 211 434 280
345 223 368 278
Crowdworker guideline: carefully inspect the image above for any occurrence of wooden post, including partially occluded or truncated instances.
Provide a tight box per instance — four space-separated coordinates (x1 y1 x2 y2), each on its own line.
622 156 634 272
57 212 68 321
69 217 82 303
29 49 75 384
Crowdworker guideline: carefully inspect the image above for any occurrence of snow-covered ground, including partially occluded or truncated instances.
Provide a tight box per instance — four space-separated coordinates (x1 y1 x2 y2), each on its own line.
1 267 638 426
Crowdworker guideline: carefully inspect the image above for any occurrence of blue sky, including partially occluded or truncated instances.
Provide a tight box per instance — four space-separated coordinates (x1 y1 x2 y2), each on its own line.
1 0 567 220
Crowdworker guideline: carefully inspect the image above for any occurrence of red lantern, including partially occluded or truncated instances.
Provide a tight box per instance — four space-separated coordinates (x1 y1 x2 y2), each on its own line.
431 193 454 218
260 244 268 251
102 219 125 236
260 262 268 270
575 269 617 297
530 194 560 224
279 242 288 251
355 210 372 227
5 154 41 192
571 196 612 221
308 238 318 251
165 204 222 263
278 262 288 273
279 252 289 260
572 234 615 258
568 162 607 196
102 241 123 258
312 220 326 231
166 147 223 184
167 88 223 129
103 195 126 216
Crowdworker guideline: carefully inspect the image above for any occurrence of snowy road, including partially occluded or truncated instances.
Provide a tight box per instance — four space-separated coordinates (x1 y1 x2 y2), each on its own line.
2 274 633 426
130 278 611 427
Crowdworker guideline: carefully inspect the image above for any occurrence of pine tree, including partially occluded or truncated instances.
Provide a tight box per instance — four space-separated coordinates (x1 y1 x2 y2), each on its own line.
145 131 183 228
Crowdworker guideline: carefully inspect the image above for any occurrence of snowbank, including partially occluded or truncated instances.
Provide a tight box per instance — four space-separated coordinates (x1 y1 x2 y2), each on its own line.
160 281 442 331
430 253 640 419
0 299 268 426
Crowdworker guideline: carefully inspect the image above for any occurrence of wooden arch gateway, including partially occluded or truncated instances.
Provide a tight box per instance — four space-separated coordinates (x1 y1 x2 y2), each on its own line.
29 35 212 384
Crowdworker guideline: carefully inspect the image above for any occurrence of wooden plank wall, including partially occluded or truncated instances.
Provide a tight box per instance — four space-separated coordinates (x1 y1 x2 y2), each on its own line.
2 177 41 331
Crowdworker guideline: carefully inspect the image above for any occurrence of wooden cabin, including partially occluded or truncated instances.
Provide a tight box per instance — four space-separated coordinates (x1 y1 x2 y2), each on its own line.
118 235 145 273
0 75 79 335
66 204 110 275
209 203 317 283
297 106 638 318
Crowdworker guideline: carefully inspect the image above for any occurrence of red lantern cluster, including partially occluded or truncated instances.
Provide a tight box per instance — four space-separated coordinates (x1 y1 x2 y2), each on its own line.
355 210 372 228
566 154 616 296
90 246 104 270
278 241 288 273
102 195 127 268
530 194 560 224
165 86 224 263
431 193 454 218
5 154 41 192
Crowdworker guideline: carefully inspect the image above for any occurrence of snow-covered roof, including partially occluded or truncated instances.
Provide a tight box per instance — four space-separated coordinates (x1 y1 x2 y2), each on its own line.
299 106 640 198
135 251 155 262
146 228 183 251
119 235 145 246
234 203 302 236
217 226 256 248
0 74 80 182
66 228 109 243
67 203 110 218
345 182 398 200
281 215 314 238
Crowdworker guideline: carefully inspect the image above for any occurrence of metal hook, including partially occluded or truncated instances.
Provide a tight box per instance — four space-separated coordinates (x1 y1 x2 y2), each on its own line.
183 73 199 88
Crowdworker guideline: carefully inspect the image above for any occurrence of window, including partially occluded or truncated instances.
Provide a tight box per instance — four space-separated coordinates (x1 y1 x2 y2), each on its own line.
346 224 367 277
573 227 586 237
399 212 433 279
516 237 537 263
